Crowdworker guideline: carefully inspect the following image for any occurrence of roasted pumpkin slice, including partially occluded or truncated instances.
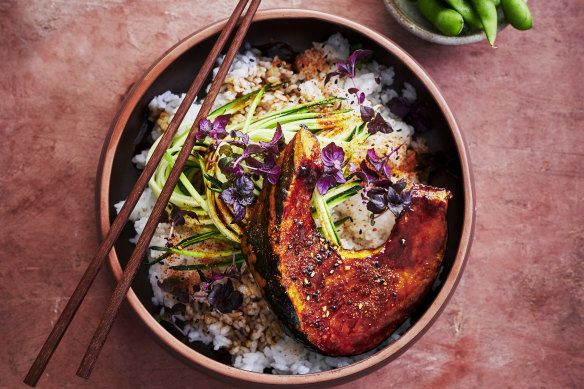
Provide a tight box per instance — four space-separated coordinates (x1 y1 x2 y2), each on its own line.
242 128 452 356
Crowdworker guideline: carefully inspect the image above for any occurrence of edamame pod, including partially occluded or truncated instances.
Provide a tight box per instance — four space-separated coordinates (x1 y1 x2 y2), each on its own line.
443 0 483 29
471 0 498 46
501 0 532 30
418 0 464 36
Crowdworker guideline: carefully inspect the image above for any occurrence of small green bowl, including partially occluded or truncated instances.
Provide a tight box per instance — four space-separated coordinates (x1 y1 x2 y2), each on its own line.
383 0 508 45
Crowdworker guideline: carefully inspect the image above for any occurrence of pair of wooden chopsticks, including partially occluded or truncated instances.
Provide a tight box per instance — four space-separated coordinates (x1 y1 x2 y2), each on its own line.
24 0 261 385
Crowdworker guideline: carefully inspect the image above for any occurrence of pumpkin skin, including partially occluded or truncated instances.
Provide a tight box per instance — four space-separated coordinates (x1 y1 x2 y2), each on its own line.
241 129 451 356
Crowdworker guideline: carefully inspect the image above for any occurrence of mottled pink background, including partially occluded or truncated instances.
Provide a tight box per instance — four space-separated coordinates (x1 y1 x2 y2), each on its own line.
1 0 582 388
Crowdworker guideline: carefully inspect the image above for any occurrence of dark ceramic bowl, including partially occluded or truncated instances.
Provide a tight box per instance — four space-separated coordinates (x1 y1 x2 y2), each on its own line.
96 8 475 387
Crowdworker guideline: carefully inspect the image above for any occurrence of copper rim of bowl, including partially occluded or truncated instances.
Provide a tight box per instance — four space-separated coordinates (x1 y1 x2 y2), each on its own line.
382 0 508 45
96 8 476 386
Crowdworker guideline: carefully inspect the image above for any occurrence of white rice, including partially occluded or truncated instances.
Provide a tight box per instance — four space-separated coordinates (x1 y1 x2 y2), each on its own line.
116 33 421 374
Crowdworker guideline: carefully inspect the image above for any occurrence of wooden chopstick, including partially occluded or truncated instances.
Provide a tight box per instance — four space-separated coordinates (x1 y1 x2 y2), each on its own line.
23 0 252 386
75 0 262 379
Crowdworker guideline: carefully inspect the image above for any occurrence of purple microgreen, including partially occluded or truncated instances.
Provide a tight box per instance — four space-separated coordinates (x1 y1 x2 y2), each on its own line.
196 114 231 140
366 188 388 214
207 279 244 314
388 97 431 133
157 277 190 304
374 65 386 85
388 96 411 118
367 113 393 135
360 105 375 123
324 49 373 104
324 71 338 86
356 159 378 187
366 149 383 171
160 203 199 241
258 123 285 155
317 174 338 195
348 49 373 67
355 146 412 218
317 142 348 195
321 142 345 170
219 175 256 224
196 269 212 291
336 61 353 79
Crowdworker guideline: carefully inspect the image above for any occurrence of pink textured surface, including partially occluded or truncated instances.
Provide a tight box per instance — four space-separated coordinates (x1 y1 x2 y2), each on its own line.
1 0 583 388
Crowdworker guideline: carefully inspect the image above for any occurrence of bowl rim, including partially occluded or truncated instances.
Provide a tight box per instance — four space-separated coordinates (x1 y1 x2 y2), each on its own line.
96 8 476 386
382 0 507 45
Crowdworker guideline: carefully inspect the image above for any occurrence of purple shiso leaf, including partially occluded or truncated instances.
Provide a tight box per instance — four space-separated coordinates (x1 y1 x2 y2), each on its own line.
233 175 254 197
213 114 231 132
317 175 338 195
388 96 412 118
382 163 393 180
356 160 377 186
258 123 283 155
230 130 250 145
360 105 375 123
334 169 346 184
372 178 393 189
349 162 357 173
401 187 413 206
266 165 281 185
366 149 383 171
392 180 407 193
196 118 213 140
231 202 247 224
367 113 393 135
357 92 365 105
219 175 256 224
410 109 431 133
348 49 373 66
348 87 359 94
337 62 352 78
385 186 401 205
207 279 243 314
324 71 338 85
366 188 388 214
321 142 345 168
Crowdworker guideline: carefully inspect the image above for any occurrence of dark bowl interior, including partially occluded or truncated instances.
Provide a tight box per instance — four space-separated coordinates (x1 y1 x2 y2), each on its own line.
103 12 467 379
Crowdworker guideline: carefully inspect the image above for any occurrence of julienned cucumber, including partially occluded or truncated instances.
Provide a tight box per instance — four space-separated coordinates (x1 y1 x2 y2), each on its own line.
418 0 464 36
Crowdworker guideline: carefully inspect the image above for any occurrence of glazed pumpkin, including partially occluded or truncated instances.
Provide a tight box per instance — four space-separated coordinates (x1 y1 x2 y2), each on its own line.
241 128 451 356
